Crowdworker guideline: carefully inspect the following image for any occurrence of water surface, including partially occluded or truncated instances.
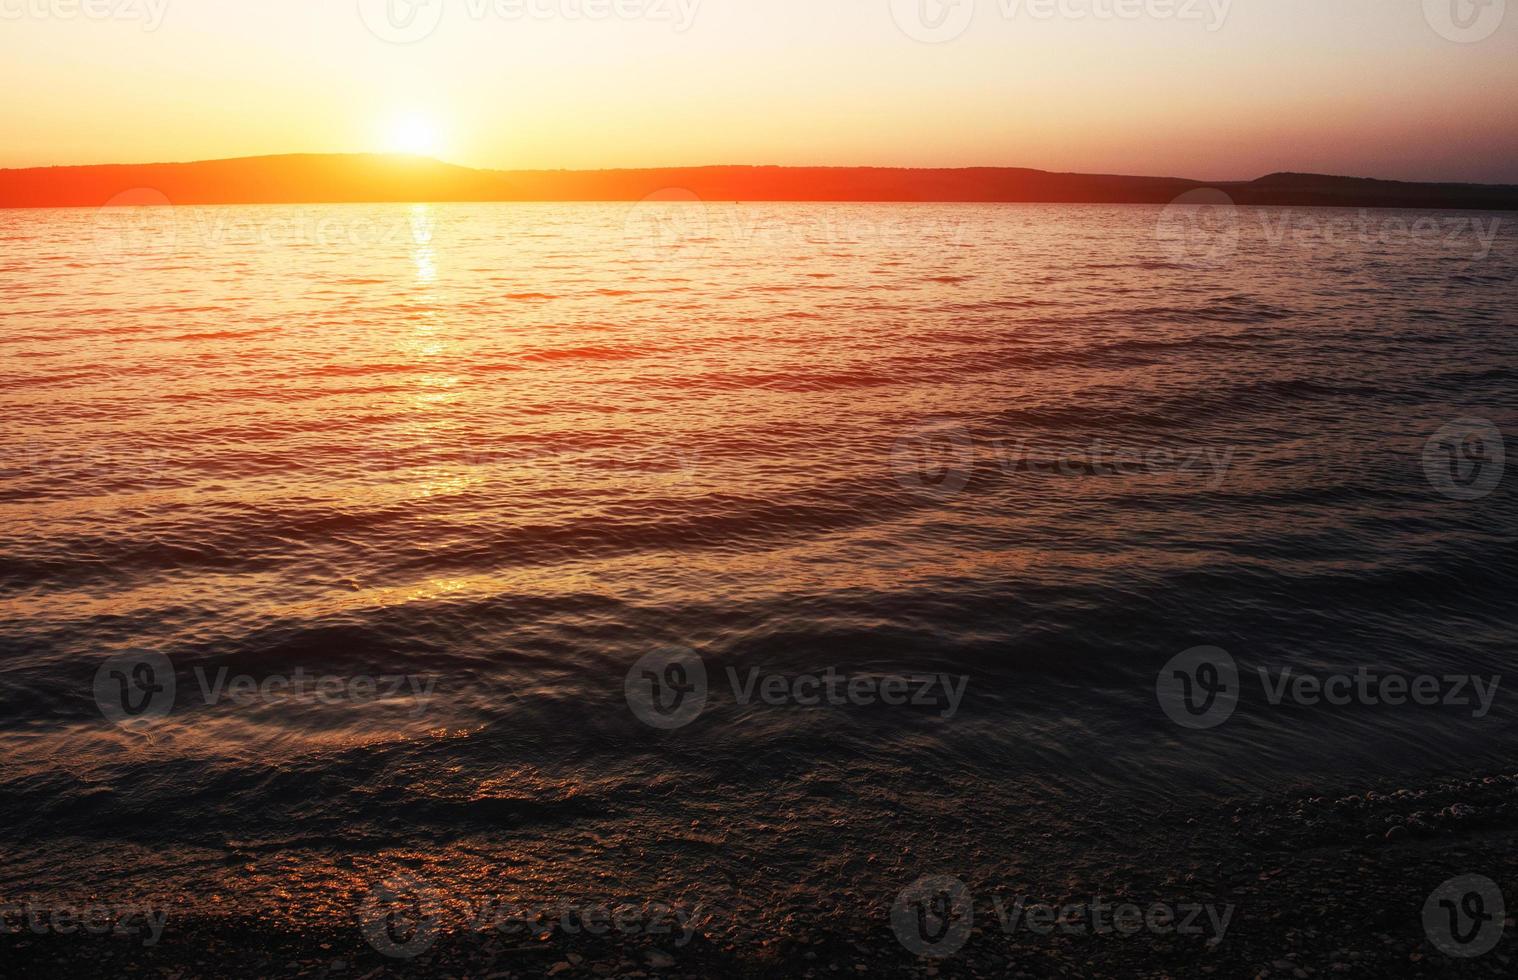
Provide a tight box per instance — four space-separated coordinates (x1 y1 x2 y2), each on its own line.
1 201 1514 932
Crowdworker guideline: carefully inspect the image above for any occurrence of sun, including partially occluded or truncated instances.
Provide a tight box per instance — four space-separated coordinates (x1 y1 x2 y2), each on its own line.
382 114 443 157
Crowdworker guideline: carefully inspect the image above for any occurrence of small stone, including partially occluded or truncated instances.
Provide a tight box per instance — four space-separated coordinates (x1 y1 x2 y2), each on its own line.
549 963 572 976
1385 826 1408 843
646 950 675 969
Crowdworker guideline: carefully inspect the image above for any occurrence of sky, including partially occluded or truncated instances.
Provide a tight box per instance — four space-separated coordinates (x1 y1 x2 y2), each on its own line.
1 0 1515 182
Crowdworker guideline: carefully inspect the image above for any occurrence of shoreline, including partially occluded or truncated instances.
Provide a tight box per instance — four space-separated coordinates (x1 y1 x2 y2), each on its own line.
5 769 1513 978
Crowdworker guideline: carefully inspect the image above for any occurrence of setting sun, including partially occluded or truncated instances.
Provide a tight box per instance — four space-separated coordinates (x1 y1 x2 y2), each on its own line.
381 114 443 157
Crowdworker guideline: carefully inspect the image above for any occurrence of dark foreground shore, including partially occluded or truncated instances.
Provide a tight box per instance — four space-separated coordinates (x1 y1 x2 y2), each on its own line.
3 770 1514 979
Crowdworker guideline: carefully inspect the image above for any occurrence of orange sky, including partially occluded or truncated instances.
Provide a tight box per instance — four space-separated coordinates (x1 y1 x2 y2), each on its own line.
1 0 1515 182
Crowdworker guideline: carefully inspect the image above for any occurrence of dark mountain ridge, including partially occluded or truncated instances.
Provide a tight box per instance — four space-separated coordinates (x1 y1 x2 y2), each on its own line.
3 154 1514 210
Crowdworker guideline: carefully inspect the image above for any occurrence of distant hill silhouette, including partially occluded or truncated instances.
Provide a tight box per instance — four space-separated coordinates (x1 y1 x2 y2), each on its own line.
1 154 1514 210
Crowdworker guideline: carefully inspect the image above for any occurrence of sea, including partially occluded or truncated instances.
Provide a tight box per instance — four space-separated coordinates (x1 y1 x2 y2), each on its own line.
0 200 1514 941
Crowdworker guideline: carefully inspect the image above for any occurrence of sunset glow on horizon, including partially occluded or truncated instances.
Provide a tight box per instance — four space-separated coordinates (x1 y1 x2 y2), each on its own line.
0 0 1513 182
